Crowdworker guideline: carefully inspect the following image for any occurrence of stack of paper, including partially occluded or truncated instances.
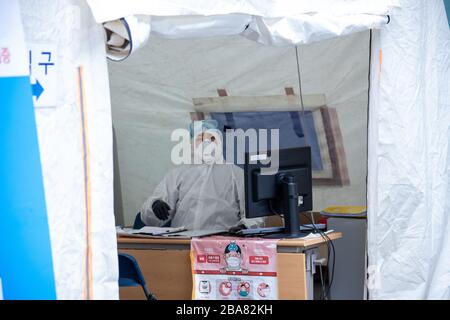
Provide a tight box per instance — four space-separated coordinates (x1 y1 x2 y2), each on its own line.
132 226 187 235
116 226 186 238
116 226 227 239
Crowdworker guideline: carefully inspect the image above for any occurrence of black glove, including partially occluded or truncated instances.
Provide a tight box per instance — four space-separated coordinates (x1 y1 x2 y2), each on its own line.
228 224 247 234
152 200 171 221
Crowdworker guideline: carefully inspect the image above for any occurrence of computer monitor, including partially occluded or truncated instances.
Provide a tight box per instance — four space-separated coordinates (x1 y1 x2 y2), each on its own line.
244 146 313 238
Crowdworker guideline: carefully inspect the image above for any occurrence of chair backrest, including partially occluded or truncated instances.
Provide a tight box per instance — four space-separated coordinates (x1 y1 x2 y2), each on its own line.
118 253 147 287
133 212 145 229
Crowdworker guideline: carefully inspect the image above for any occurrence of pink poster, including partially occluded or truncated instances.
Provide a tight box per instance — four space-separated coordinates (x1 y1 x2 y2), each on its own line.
191 236 279 300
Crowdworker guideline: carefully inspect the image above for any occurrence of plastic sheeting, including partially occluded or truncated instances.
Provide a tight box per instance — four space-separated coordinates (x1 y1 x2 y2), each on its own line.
87 0 398 23
151 14 252 39
367 0 450 299
113 13 388 46
19 0 118 299
241 14 389 45
87 0 397 46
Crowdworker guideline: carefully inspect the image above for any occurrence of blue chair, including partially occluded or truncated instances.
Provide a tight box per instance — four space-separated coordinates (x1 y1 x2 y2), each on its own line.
118 253 157 300
133 212 146 229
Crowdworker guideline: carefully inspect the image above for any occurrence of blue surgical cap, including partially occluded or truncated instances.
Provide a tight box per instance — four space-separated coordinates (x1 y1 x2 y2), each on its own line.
189 119 219 138
224 242 241 254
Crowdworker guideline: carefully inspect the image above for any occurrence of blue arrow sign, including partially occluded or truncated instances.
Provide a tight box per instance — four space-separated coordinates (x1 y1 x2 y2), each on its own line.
1 75 56 300
31 79 44 100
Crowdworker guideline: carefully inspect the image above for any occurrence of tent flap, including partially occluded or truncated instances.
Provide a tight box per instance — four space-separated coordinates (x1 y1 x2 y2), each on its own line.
88 0 398 46
87 0 399 23
241 14 389 45
368 0 450 299
19 0 118 299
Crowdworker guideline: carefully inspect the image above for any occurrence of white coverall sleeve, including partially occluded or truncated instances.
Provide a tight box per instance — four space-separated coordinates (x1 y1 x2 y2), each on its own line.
233 165 265 229
140 168 180 227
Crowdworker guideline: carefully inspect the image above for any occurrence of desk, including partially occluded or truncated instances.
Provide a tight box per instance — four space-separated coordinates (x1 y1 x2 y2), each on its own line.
118 232 342 300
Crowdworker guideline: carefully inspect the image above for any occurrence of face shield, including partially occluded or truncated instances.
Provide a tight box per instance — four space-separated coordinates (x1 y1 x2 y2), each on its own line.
189 120 223 164
193 130 224 164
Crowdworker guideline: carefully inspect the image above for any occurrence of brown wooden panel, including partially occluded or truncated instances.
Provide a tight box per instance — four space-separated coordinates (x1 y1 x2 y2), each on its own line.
119 249 192 300
277 253 307 300
116 233 343 300
284 87 295 95
117 231 342 250
119 286 147 300
217 89 228 97
316 106 350 186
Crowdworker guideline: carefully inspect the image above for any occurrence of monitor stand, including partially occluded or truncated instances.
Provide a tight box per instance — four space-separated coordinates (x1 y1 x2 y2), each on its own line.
264 174 311 239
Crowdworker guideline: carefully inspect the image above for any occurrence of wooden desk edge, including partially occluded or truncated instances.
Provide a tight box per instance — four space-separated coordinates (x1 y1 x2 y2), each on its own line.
118 232 342 248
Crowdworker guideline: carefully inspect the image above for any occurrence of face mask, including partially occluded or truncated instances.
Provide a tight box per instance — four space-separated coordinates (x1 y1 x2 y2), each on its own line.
226 257 241 269
195 140 218 164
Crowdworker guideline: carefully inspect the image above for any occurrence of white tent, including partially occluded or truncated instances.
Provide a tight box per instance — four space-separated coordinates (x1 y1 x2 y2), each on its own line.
18 0 118 300
17 0 450 299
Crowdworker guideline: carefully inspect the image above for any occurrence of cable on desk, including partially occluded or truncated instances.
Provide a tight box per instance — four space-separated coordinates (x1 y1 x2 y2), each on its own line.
301 213 335 300
267 202 336 299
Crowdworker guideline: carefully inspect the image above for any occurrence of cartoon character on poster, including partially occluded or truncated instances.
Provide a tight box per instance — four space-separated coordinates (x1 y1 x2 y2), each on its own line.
220 241 248 274
257 283 271 298
238 282 251 297
218 281 232 297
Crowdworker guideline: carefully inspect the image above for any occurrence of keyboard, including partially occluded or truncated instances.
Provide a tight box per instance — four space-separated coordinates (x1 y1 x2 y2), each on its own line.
235 224 326 236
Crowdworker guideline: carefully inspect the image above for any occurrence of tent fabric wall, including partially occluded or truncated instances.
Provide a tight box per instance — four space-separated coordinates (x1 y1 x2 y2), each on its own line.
368 0 450 299
87 1 396 46
87 0 399 24
241 14 389 45
20 0 118 299
108 31 371 227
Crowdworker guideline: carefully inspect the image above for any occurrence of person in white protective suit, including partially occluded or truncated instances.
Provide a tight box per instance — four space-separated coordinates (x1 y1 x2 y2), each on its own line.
140 120 264 231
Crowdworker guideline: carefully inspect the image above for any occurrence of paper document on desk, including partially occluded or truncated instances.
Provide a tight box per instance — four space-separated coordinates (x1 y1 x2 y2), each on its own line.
161 229 227 238
116 226 225 239
133 226 187 235
116 226 187 237
301 229 335 239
